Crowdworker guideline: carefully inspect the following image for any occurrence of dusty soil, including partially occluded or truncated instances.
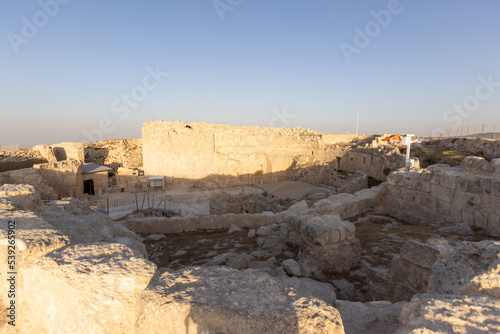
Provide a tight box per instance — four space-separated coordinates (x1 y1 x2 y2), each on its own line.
141 229 297 270
351 215 495 269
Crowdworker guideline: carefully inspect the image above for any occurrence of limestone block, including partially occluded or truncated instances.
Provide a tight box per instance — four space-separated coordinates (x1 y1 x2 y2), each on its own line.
430 184 454 203
19 243 156 334
481 195 499 215
492 158 500 173
455 174 468 191
487 214 500 235
386 185 402 199
391 257 432 292
400 240 443 270
280 277 336 305
428 240 500 298
256 225 274 237
336 300 404 334
452 189 481 210
33 144 57 162
474 210 488 230
449 204 463 222
299 216 360 274
480 177 495 196
461 156 493 173
439 171 457 189
467 176 483 194
494 178 500 197
135 267 344 334
0 210 70 268
281 258 301 277
462 208 475 225
429 197 451 217
302 215 355 244
398 294 500 334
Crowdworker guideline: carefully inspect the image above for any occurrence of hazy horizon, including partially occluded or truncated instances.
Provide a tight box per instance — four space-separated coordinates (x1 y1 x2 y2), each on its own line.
2 1 499 147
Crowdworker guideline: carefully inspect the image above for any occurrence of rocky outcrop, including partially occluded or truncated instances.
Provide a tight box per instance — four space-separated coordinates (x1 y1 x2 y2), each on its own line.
85 139 142 169
398 294 500 333
42 198 114 245
387 240 451 302
431 137 500 160
135 266 344 334
336 300 405 334
33 144 57 162
428 240 500 298
20 243 156 334
0 184 42 213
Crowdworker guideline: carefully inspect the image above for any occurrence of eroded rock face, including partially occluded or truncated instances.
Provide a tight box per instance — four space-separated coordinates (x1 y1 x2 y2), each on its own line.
0 184 42 213
136 266 344 334
398 294 500 333
20 243 156 334
298 215 361 275
336 300 405 334
428 240 500 298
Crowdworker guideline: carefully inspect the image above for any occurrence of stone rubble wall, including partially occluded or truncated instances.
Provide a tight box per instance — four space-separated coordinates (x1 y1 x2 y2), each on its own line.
278 186 386 276
122 212 279 235
383 157 500 235
432 137 500 160
0 168 59 200
337 150 407 181
33 159 84 199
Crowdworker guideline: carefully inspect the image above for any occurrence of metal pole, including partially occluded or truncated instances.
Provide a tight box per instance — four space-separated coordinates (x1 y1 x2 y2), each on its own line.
473 126 476 139
135 193 139 211
356 108 359 135
482 124 485 137
405 137 411 172
141 192 146 210
494 124 496 140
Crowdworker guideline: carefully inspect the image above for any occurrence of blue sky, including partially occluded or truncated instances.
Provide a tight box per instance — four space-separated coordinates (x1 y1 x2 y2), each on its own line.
1 0 499 147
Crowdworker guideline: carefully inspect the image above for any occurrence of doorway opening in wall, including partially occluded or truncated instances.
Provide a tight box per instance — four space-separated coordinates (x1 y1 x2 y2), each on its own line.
84 179 95 195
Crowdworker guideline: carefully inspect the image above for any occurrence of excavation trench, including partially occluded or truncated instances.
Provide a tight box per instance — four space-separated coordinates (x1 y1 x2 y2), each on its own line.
142 214 496 303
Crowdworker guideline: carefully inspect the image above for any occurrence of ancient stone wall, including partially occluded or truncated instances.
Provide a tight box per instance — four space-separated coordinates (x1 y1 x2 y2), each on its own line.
432 137 500 160
142 121 324 182
337 150 406 180
384 157 500 235
0 168 58 200
33 159 84 198
142 121 404 185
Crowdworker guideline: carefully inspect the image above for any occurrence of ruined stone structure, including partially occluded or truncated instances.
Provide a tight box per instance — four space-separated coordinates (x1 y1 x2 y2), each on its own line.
384 156 500 235
142 121 405 186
